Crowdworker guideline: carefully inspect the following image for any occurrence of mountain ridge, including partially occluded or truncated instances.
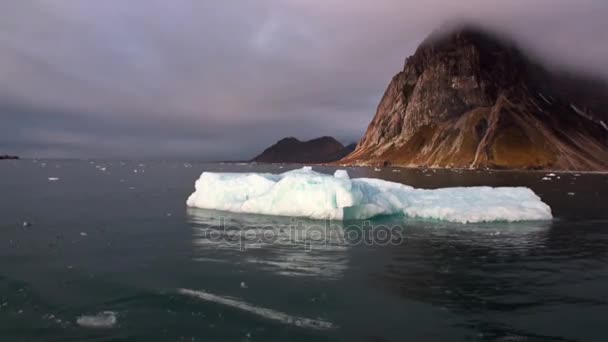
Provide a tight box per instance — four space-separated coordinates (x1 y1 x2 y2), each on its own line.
252 136 354 163
340 25 608 170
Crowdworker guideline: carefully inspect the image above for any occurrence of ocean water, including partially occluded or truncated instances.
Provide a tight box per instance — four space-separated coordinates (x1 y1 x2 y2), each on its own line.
1 160 607 341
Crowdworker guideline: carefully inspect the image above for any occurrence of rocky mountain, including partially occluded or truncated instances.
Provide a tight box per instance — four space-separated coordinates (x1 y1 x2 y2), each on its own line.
341 26 608 170
252 137 353 163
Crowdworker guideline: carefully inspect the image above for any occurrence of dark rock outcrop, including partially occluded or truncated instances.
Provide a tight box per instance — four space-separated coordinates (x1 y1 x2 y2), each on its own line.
341 26 608 170
252 137 352 163
0 155 19 160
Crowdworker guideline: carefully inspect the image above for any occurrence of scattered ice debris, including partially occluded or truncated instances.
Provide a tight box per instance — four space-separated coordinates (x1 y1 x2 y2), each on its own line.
392 169 401 173
186 167 553 223
48 177 59 181
178 289 333 329
240 282 248 289
76 311 117 328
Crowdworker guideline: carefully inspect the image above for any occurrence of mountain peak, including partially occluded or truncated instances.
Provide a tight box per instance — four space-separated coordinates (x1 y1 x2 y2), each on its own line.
252 136 348 163
422 24 514 49
341 26 608 170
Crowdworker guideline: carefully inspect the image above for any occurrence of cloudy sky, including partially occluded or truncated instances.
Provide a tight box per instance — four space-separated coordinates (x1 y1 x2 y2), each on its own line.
1 0 607 160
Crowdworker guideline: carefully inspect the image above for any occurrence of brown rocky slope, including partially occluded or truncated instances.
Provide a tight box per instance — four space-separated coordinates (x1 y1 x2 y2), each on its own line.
341 26 608 170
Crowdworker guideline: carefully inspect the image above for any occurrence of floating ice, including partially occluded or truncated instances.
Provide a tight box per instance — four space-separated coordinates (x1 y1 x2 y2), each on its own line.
48 177 59 181
76 311 117 328
186 167 553 224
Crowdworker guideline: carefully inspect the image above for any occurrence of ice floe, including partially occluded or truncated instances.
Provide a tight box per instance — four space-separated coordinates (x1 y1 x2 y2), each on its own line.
187 167 552 223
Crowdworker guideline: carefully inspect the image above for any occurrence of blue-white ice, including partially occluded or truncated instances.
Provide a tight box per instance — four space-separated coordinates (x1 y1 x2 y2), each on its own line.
186 167 552 223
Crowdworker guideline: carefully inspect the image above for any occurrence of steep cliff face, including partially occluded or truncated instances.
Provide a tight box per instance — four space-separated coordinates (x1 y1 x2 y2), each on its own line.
252 136 350 163
342 27 608 170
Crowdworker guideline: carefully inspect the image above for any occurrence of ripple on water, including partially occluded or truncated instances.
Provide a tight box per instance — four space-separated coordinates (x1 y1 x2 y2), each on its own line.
178 288 333 330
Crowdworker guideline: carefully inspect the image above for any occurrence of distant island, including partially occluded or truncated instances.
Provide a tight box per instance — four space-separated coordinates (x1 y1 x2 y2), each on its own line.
0 155 19 160
252 137 355 163
339 25 608 170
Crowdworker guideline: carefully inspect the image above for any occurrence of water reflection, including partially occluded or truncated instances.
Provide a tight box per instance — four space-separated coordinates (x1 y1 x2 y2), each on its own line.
375 218 608 340
187 208 351 279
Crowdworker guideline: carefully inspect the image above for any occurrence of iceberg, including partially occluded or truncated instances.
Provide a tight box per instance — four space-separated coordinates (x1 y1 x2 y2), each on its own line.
186 167 552 223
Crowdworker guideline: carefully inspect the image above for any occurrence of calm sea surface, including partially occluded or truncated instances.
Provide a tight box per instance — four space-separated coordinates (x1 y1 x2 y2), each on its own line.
1 160 607 341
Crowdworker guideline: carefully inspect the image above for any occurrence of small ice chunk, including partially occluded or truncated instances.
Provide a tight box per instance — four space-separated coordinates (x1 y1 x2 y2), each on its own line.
48 177 59 181
541 177 552 181
76 311 117 328
546 173 557 177
333 170 349 179
240 282 248 289
567 192 575 196
80 232 87 237
374 168 381 172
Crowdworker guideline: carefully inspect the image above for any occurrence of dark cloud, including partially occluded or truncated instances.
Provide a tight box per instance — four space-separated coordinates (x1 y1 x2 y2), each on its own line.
1 0 607 159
